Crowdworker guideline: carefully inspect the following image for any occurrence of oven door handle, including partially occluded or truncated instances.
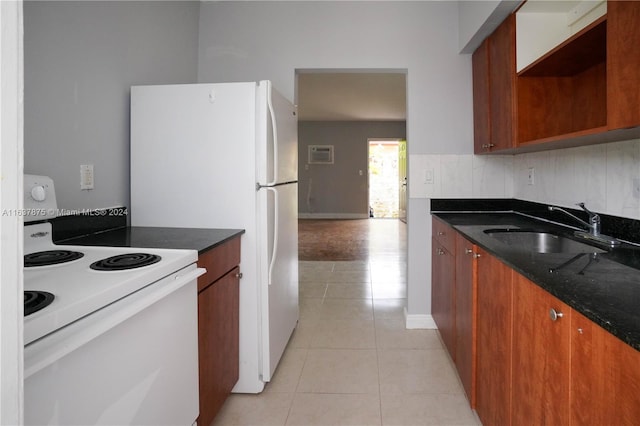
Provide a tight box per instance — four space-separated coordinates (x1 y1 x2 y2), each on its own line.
24 266 205 378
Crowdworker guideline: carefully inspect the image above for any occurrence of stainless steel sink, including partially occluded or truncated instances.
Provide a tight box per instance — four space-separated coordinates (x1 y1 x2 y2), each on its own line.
483 229 605 254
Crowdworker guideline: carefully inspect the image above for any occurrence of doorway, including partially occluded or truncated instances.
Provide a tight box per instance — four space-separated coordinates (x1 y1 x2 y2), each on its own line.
368 139 406 219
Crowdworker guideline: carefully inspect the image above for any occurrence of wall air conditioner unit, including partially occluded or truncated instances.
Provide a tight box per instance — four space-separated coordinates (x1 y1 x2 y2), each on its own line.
308 145 334 164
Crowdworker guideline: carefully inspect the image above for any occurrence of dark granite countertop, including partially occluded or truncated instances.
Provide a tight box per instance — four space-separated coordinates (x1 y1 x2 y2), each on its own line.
58 226 244 255
431 203 640 352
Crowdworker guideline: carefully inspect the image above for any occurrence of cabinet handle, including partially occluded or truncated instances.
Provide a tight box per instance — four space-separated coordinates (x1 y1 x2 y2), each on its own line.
437 231 445 236
235 272 243 279
549 308 564 321
473 253 481 259
465 248 473 254
482 143 496 149
437 248 445 255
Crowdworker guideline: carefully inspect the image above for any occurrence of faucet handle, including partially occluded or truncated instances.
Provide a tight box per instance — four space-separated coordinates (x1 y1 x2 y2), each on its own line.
576 203 600 223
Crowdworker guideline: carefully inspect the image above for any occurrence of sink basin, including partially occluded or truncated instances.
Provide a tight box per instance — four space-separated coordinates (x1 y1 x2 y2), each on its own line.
483 229 605 254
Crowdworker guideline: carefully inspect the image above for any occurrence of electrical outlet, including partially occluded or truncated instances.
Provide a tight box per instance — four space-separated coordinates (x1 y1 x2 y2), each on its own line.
80 164 94 190
527 167 535 185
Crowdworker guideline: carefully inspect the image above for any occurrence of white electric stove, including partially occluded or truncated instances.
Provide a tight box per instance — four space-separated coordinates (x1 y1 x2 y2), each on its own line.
23 175 204 426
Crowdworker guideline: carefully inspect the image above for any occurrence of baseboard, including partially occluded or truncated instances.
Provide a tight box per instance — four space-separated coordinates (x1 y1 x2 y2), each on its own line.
404 308 437 329
299 213 370 219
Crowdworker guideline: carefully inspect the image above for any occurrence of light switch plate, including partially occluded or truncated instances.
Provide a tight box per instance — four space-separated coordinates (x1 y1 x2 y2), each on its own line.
527 167 535 185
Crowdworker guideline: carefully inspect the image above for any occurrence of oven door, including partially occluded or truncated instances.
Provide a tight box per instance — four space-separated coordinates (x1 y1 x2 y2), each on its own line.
24 264 204 426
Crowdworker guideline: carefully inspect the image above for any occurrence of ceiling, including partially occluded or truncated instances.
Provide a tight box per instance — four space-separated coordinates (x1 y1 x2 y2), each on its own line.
296 72 407 122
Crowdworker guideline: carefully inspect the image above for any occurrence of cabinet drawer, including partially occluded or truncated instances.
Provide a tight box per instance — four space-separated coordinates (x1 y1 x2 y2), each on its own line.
197 236 241 292
433 217 455 253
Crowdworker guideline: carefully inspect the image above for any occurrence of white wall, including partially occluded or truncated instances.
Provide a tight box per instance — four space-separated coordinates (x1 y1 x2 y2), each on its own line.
458 0 521 53
23 1 200 211
198 0 474 319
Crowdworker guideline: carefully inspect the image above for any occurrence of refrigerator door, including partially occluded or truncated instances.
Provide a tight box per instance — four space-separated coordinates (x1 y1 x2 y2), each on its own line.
256 81 298 185
256 182 299 381
131 82 267 393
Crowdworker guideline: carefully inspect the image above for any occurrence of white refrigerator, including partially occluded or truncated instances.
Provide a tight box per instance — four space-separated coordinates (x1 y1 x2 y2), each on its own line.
130 81 299 393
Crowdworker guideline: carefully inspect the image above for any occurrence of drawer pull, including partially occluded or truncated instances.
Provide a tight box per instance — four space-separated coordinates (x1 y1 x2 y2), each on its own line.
473 253 481 259
482 143 495 149
437 231 445 236
549 308 564 321
437 248 445 256
465 248 473 254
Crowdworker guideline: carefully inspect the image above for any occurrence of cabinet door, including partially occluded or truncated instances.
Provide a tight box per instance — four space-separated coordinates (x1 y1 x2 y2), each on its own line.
454 233 476 407
488 14 516 151
473 38 491 153
607 0 640 130
432 237 455 359
511 273 570 425
476 249 512 426
571 310 640 425
198 266 240 426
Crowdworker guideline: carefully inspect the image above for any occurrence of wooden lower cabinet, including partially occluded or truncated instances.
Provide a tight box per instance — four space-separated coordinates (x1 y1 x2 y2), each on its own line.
511 273 570 425
454 233 476 406
571 310 640 425
475 248 513 426
432 221 640 425
432 236 456 359
196 237 241 426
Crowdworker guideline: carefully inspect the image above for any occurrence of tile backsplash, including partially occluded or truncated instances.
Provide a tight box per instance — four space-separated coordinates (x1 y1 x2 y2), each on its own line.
410 138 640 220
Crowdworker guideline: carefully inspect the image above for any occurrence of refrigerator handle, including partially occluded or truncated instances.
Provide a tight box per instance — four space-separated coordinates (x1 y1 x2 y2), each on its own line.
265 80 278 186
265 187 279 286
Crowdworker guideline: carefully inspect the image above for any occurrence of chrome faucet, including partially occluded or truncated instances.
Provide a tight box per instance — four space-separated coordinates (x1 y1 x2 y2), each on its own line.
548 203 620 247
548 203 600 236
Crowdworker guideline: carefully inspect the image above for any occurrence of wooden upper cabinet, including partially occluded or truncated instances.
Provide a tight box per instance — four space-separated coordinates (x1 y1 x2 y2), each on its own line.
511 273 570 426
571 310 640 425
472 38 491 153
472 14 517 154
488 14 517 152
607 0 640 130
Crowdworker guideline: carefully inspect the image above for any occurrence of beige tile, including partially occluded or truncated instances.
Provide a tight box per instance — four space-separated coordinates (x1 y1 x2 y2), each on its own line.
299 269 334 283
378 349 463 395
311 319 376 349
325 282 373 299
299 282 328 299
286 393 382 426
298 261 335 273
297 349 379 394
380 393 479 425
264 348 307 393
325 270 371 283
372 283 407 299
287 323 315 349
376 320 443 349
333 260 370 271
298 298 324 325
212 392 293 426
373 299 407 320
320 298 374 321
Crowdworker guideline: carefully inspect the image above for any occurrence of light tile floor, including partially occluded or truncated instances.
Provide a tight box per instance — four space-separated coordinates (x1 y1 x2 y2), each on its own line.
213 260 481 426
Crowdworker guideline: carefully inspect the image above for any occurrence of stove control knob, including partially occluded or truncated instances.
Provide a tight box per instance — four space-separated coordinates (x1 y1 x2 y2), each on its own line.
31 185 46 202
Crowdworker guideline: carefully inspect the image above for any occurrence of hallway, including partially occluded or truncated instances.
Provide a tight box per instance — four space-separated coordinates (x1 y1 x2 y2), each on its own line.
213 219 479 425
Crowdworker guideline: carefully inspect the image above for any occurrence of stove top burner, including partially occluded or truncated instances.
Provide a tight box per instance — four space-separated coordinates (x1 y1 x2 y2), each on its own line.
24 250 84 267
90 253 162 271
24 291 55 316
